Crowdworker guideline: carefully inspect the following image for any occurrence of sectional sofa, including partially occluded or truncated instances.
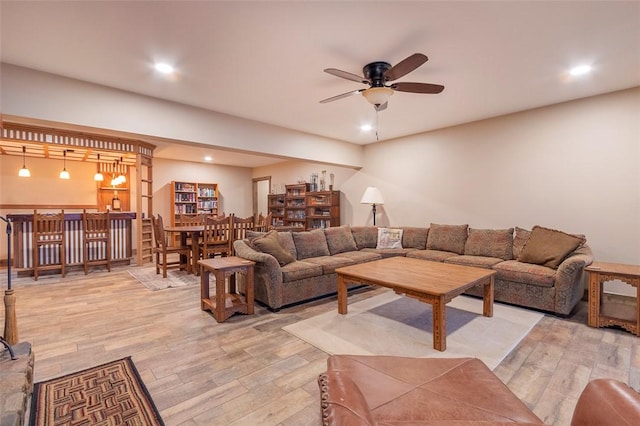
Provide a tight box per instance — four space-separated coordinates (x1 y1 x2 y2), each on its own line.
233 223 593 314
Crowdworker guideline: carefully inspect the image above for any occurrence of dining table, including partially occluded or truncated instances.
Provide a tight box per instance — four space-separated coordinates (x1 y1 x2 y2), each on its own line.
164 225 205 274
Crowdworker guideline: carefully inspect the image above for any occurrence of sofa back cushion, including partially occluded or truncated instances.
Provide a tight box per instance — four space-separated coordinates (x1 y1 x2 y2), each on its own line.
426 223 469 254
464 228 514 260
351 226 379 250
250 230 296 266
401 227 429 249
517 225 586 269
324 225 358 255
512 226 531 259
292 229 330 259
277 231 298 260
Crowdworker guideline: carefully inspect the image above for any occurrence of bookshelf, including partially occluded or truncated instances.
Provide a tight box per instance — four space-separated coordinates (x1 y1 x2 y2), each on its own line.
269 184 340 231
170 181 219 226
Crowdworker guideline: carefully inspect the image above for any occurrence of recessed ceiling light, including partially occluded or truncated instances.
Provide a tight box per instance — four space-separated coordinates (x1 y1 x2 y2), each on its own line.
360 124 373 132
154 63 175 74
204 156 213 162
569 65 591 76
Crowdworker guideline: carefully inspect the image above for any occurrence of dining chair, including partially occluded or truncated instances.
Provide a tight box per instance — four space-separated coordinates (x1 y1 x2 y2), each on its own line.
200 215 232 261
32 210 66 281
179 213 205 226
256 212 272 232
151 214 191 277
231 214 256 244
82 210 111 274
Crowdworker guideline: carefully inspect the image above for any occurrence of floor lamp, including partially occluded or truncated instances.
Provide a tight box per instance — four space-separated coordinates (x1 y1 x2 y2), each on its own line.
1 216 17 360
360 187 384 226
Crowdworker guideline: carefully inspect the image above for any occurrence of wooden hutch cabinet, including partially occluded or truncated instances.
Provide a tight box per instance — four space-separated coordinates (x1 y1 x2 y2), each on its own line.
269 183 340 231
284 183 307 230
267 193 286 227
306 191 341 229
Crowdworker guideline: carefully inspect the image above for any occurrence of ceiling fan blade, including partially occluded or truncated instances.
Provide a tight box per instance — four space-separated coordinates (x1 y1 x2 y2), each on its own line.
320 89 365 104
391 82 444 94
384 53 428 81
374 102 388 112
324 68 369 84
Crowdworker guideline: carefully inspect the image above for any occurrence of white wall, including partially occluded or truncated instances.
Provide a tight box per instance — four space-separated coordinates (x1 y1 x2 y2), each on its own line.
1 63 364 168
152 158 253 222
256 88 640 266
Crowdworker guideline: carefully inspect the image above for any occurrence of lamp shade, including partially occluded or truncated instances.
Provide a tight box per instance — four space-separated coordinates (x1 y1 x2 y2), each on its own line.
360 187 384 205
362 87 393 106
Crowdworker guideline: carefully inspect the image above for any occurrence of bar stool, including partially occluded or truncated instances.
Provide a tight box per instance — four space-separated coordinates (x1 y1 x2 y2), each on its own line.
82 210 111 274
32 210 66 281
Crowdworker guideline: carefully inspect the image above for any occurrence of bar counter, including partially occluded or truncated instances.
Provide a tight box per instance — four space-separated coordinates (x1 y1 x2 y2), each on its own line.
8 212 136 272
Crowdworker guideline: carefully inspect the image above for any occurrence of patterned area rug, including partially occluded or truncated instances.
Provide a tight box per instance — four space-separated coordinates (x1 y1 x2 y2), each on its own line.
29 357 164 426
128 266 200 290
283 290 544 370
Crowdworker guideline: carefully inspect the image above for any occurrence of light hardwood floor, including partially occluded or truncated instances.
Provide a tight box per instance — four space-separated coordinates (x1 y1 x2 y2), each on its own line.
1 266 639 426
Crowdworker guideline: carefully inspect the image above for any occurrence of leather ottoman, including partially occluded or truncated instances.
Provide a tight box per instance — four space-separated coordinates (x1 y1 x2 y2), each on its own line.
318 355 543 425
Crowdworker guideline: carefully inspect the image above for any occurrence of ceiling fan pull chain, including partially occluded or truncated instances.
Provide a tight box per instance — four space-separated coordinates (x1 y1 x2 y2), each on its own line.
376 109 380 141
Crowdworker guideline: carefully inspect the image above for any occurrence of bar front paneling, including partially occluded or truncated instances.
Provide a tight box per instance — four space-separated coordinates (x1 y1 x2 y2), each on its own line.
8 212 135 271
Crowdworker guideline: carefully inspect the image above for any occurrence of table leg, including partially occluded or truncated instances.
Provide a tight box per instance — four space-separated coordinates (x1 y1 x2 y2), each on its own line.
587 273 601 328
246 267 254 315
483 276 494 317
214 269 226 323
433 296 446 351
338 274 348 314
191 231 200 275
200 267 209 311
180 232 190 273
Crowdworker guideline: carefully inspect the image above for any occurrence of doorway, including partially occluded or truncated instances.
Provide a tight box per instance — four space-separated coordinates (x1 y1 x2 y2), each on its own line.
253 176 271 220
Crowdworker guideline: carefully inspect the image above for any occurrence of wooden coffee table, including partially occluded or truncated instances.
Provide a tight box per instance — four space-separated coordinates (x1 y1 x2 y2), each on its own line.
335 257 496 351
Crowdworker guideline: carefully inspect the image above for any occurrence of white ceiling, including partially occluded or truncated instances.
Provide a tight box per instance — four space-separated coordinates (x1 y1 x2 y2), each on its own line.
1 1 639 167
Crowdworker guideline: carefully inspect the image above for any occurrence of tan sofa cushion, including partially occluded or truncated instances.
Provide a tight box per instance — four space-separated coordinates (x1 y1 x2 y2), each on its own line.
351 226 379 249
324 225 358 255
426 223 468 254
250 230 296 266
292 229 330 260
517 225 585 269
464 228 514 260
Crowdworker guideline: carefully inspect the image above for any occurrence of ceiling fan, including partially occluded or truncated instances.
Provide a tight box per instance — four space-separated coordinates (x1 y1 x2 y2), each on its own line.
320 53 444 111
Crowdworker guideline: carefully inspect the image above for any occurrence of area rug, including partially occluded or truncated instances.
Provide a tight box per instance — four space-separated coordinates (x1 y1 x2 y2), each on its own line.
29 357 164 426
128 266 200 290
283 290 544 370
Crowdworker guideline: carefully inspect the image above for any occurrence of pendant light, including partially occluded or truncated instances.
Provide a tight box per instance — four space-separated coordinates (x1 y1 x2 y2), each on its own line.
59 150 70 179
18 145 31 177
117 156 127 184
94 154 104 182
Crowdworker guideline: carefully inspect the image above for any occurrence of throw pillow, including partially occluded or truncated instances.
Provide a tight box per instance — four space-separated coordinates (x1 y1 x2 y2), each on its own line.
324 226 358 255
512 226 531 259
426 223 469 254
376 228 404 249
250 230 296 266
464 228 514 260
292 229 330 259
517 225 586 269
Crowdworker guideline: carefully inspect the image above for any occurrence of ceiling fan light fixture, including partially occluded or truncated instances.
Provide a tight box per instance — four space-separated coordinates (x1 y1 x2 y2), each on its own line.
362 87 393 106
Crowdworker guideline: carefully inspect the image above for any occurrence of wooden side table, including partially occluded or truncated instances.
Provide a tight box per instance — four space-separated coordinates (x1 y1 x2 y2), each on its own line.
586 261 640 336
198 256 255 323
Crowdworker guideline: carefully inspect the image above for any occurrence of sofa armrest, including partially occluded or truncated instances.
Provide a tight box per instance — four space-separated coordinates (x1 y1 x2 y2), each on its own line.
571 378 640 425
554 245 594 314
233 239 284 309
